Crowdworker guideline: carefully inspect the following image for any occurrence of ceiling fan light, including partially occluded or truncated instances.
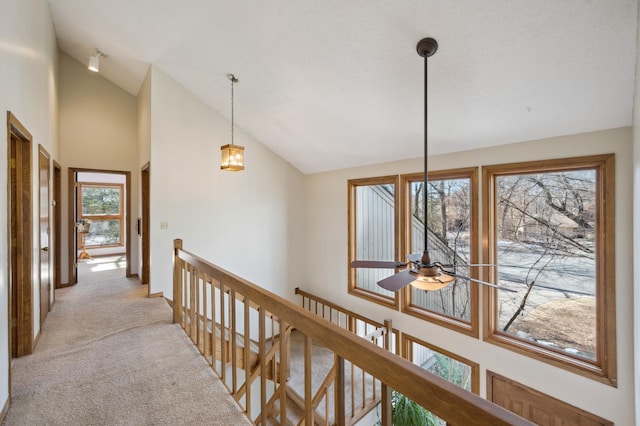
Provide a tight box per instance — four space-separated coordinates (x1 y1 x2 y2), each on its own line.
410 270 455 291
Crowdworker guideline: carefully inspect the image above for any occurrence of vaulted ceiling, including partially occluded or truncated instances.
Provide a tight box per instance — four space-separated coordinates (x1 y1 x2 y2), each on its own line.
48 1 638 173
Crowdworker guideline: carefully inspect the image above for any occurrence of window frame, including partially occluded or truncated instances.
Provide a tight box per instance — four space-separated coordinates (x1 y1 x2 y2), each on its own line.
78 182 125 248
400 168 480 337
402 333 480 395
348 175 400 309
482 154 616 386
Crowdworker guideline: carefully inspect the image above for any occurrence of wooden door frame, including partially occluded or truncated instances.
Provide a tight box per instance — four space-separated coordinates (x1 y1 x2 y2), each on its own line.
38 145 51 327
141 162 150 287
7 111 34 362
67 168 132 284
52 161 62 291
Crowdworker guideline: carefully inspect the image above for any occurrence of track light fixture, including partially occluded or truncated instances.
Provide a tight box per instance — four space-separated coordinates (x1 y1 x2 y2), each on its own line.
88 50 106 73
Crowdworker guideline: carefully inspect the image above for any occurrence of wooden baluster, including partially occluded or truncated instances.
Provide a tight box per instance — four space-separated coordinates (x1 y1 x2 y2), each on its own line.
243 297 251 417
279 321 288 424
230 289 238 396
190 266 197 342
381 319 392 426
211 279 217 371
195 272 201 349
259 308 267 426
334 355 346 426
182 266 188 329
304 335 313 426
172 239 183 324
203 275 209 362
220 282 226 385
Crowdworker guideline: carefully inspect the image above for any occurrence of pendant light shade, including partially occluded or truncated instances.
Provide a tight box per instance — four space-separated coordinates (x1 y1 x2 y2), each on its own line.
88 50 105 72
220 144 245 171
221 74 245 171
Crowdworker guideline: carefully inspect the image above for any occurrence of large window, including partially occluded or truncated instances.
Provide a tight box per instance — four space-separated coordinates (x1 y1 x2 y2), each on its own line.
482 155 616 385
78 183 124 248
348 176 399 308
401 169 479 337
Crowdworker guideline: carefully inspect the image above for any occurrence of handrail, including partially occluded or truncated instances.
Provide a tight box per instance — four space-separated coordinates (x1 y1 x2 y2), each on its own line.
173 239 532 426
295 287 400 355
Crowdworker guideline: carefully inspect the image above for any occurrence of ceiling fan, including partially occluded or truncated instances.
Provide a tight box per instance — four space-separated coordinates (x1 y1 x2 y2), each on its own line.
351 37 513 294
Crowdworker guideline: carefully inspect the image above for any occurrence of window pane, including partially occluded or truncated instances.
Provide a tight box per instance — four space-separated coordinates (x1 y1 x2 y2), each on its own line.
82 186 121 215
354 184 395 298
409 178 471 321
411 341 473 391
496 170 596 360
400 339 475 426
84 219 121 246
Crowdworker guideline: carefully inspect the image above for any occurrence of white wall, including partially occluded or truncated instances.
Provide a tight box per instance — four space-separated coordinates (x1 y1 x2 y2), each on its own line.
148 67 304 300
59 52 139 282
303 127 635 424
136 70 151 277
0 0 59 412
632 6 640 425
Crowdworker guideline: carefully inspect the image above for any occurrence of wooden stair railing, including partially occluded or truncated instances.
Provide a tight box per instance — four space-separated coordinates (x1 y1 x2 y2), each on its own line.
173 239 533 426
296 288 396 425
295 287 400 355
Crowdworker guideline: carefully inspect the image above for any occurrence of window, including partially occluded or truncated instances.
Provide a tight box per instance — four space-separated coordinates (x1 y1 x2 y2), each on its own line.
401 333 479 426
78 183 124 248
403 334 479 393
401 169 479 337
482 155 616 385
348 176 399 308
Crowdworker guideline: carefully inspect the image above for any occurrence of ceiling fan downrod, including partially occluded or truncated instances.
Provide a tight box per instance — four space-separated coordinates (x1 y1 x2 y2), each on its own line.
417 37 438 270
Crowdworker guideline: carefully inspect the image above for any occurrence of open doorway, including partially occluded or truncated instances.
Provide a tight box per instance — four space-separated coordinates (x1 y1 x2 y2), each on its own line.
140 162 150 288
67 168 132 284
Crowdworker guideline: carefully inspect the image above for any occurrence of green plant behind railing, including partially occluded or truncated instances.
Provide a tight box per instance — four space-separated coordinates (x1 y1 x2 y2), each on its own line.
377 390 441 426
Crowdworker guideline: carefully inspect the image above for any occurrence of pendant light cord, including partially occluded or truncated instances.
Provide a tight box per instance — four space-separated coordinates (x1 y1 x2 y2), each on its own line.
230 75 236 146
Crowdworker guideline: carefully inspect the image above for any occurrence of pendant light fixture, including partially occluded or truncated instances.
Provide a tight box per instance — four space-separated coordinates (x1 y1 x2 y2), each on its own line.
409 37 455 291
220 74 245 171
88 50 105 73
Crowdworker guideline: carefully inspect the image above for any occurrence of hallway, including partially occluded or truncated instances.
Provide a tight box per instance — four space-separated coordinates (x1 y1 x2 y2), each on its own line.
3 257 250 425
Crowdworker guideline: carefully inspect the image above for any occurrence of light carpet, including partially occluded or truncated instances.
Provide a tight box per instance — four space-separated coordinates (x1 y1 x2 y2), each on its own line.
3 257 251 426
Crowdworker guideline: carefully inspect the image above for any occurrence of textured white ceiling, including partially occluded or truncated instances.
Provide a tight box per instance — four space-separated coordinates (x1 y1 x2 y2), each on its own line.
48 0 638 174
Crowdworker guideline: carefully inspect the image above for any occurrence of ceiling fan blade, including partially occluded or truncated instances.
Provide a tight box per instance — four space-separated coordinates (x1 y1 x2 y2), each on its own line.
454 274 518 293
351 260 407 269
438 263 495 268
377 269 417 291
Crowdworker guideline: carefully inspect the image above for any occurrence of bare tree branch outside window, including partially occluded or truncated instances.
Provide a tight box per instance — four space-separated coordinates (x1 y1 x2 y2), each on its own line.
495 170 597 360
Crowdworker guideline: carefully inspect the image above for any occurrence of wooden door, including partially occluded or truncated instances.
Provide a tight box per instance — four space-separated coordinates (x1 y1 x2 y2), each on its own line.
141 163 150 286
487 371 612 425
39 145 51 325
53 161 62 289
68 169 78 285
8 112 34 358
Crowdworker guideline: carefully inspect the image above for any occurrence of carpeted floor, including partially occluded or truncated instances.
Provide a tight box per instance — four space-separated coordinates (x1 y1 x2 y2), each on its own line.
3 256 251 426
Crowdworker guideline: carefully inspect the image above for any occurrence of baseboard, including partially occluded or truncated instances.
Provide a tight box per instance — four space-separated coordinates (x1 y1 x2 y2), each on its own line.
148 292 164 298
127 273 139 279
164 297 173 308
33 328 41 350
0 395 9 423
57 282 74 289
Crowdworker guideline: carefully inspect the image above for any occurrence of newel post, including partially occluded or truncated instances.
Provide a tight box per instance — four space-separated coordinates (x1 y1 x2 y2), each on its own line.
173 239 183 324
381 318 393 426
